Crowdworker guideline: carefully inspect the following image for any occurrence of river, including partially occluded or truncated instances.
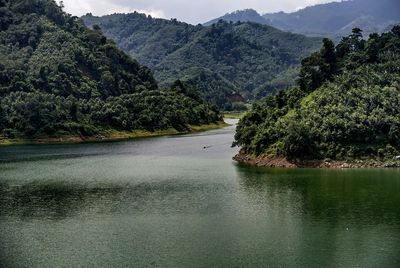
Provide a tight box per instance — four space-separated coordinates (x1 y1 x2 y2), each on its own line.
0 119 399 267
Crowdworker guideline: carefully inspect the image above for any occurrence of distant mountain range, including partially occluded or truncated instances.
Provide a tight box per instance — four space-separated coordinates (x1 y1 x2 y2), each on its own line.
205 0 400 40
82 14 320 109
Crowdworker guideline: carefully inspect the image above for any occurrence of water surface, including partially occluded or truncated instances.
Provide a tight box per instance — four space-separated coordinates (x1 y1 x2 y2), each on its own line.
1 119 400 267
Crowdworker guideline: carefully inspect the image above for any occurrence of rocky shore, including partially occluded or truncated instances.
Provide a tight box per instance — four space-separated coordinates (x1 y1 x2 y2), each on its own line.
233 153 400 169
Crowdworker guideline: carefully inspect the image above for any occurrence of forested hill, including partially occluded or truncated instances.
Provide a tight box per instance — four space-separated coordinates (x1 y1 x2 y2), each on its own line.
235 27 400 162
82 13 320 110
204 9 267 27
206 0 400 40
0 0 221 141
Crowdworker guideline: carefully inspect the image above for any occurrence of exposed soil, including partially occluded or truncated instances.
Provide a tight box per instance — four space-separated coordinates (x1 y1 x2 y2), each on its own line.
233 153 400 169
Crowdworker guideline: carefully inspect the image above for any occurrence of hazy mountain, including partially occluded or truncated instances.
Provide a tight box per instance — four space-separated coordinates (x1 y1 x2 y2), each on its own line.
82 13 320 109
204 9 267 26
205 0 400 40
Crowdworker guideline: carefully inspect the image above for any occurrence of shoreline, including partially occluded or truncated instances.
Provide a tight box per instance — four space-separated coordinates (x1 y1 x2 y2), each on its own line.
222 112 245 119
233 153 400 169
0 121 228 146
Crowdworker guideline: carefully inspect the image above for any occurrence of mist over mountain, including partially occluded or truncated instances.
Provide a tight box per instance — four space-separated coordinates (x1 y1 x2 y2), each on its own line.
205 0 400 39
82 13 320 109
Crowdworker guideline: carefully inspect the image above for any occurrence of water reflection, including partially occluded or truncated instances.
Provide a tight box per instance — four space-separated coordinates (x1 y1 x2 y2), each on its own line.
1 122 400 267
235 166 400 267
236 165 400 225
0 180 234 221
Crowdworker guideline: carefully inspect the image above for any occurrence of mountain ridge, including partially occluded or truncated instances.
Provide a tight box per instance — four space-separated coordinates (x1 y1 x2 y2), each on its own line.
204 0 400 39
82 13 321 109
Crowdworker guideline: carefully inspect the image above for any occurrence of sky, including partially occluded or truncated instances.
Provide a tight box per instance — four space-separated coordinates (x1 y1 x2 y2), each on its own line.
62 0 340 24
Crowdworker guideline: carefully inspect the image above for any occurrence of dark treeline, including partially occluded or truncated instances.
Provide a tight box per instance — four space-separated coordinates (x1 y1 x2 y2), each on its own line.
235 27 400 160
82 13 321 109
0 0 221 139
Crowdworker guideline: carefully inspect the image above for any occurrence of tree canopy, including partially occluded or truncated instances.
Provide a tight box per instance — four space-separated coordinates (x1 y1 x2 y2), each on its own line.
82 13 321 109
235 27 400 160
0 0 221 139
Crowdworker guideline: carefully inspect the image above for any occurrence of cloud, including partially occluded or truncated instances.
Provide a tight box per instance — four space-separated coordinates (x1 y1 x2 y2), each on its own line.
135 9 165 19
63 0 134 16
62 0 340 24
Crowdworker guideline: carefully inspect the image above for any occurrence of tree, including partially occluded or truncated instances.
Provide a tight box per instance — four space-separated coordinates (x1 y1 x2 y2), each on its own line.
281 120 315 159
298 52 323 92
320 38 337 78
92 24 101 31
365 33 380 62
0 0 8 7
337 28 365 58
299 38 338 93
392 25 400 37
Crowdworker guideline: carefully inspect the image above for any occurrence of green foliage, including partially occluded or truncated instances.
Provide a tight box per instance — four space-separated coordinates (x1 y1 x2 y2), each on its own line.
0 0 221 139
235 27 400 160
298 38 337 93
179 68 240 109
82 14 321 109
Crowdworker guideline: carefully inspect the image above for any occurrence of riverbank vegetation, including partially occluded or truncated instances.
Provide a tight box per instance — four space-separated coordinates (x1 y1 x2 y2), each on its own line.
0 0 221 141
0 121 228 146
235 27 400 163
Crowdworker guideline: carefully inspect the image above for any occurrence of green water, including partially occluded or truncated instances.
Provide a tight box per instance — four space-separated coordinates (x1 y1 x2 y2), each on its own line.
0 120 399 267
